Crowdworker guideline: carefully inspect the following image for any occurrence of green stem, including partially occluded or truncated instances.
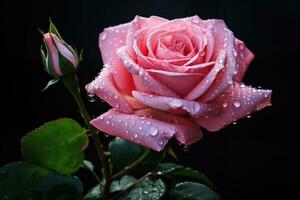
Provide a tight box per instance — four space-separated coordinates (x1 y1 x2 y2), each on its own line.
111 149 152 180
63 75 111 200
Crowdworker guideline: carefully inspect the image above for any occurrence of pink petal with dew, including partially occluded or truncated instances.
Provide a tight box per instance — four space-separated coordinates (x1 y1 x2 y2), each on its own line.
196 84 272 131
135 109 203 146
146 69 205 97
132 91 211 118
199 20 237 102
99 23 134 94
90 109 175 151
117 46 179 98
185 50 226 100
85 67 133 113
233 39 255 82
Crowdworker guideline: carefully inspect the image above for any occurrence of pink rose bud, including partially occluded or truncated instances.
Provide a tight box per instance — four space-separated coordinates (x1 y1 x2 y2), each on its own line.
41 33 78 77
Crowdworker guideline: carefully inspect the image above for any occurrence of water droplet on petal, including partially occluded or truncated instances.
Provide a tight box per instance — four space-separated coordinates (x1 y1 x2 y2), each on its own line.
106 121 110 125
100 116 104 120
233 101 241 108
247 115 251 118
192 17 200 23
148 126 158 136
139 126 143 130
134 134 138 138
233 121 237 125
114 95 118 99
222 102 228 108
100 32 107 40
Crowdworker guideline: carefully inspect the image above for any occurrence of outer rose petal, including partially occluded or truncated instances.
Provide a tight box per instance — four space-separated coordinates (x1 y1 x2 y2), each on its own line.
90 109 176 151
132 90 211 118
117 46 179 98
196 84 272 131
234 39 255 82
99 23 134 94
135 109 203 146
85 67 133 113
199 20 237 102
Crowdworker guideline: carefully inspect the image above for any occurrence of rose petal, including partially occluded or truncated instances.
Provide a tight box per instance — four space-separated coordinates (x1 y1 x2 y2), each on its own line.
234 39 255 82
99 23 134 93
135 109 203 146
85 67 133 113
117 46 179 98
185 50 226 100
90 109 176 151
199 20 238 102
146 69 205 97
196 84 272 131
132 90 211 118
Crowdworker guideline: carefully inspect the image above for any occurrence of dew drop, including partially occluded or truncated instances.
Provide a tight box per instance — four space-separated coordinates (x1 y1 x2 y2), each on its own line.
192 17 200 23
247 115 251 118
114 95 118 99
139 126 143 130
264 93 269 98
183 145 190 152
233 101 241 108
100 32 107 40
240 83 246 88
124 122 128 126
106 121 110 125
222 102 228 108
100 116 104 120
233 121 237 125
134 134 138 138
87 92 96 102
148 127 158 136
146 121 151 125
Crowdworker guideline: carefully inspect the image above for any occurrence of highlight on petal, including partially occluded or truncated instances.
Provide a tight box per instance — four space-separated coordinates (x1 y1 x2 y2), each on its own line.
99 23 134 93
185 50 226 100
117 46 179 98
132 90 211 118
233 39 255 82
85 67 133 113
90 109 176 151
196 84 272 131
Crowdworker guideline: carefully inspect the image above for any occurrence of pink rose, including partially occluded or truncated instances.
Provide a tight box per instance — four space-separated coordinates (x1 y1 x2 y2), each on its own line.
86 16 272 151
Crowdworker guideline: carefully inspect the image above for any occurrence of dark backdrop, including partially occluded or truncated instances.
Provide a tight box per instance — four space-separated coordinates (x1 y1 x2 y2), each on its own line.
1 0 299 199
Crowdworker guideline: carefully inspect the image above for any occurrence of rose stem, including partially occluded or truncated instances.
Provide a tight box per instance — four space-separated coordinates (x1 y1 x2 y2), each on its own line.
111 149 152 180
63 75 111 199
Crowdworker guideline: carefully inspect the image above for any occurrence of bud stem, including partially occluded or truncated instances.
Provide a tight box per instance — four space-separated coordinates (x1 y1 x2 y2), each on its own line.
63 75 111 199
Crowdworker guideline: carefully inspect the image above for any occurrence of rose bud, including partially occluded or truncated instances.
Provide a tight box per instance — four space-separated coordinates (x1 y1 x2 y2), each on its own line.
41 32 78 77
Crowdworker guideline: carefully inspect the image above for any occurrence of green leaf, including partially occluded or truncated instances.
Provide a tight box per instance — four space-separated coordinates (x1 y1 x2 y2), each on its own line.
0 162 83 199
82 160 95 171
169 182 222 200
84 175 137 199
154 163 217 191
119 178 166 200
110 175 137 193
42 78 60 92
109 137 142 170
21 118 89 175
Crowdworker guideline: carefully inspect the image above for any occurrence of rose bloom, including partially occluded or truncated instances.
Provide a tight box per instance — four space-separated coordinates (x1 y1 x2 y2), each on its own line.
86 16 272 151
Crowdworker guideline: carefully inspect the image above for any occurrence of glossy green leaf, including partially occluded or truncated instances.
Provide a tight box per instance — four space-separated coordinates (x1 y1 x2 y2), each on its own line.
84 175 137 199
170 182 222 200
21 118 88 175
154 163 217 191
0 162 83 199
119 178 166 200
109 137 142 170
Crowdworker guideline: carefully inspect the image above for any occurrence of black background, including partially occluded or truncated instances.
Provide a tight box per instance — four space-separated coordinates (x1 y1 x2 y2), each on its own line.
1 0 299 199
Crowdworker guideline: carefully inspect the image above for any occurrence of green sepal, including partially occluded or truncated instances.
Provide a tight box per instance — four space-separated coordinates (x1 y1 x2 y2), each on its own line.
42 78 60 92
49 18 63 40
